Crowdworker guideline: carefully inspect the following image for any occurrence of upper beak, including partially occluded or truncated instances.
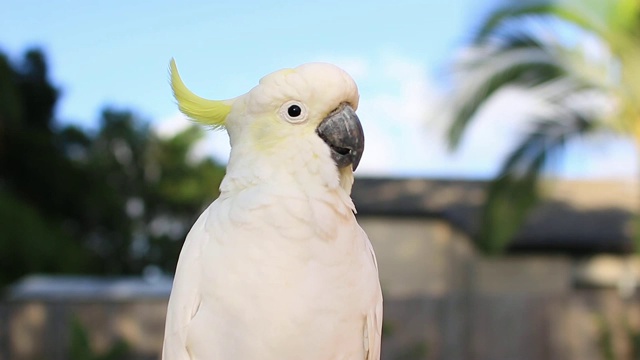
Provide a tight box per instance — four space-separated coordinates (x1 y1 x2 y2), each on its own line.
316 103 364 171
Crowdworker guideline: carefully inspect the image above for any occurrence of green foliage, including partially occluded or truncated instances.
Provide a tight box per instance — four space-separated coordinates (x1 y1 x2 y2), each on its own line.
479 174 540 255
381 320 394 338
597 314 640 360
628 322 640 360
446 0 640 254
632 217 640 255
0 189 87 285
0 48 226 287
597 315 615 360
69 317 130 360
478 115 595 254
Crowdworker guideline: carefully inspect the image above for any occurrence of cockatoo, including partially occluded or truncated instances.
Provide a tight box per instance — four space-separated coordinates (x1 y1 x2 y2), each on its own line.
162 59 383 360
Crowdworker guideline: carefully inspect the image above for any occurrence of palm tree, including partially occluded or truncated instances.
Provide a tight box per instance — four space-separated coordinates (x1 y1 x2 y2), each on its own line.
446 0 640 254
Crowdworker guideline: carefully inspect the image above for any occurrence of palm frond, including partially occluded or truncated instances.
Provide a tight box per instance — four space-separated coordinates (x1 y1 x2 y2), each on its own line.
475 2 606 44
448 44 564 148
477 113 598 254
445 0 639 254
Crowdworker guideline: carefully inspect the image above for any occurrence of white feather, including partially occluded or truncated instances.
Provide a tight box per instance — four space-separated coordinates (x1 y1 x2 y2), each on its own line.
162 62 382 360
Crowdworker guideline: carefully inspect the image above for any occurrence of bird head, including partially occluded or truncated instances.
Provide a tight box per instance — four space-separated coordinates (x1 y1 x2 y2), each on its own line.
169 60 364 192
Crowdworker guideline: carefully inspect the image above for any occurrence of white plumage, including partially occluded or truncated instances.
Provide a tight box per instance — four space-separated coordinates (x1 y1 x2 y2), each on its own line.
162 61 382 360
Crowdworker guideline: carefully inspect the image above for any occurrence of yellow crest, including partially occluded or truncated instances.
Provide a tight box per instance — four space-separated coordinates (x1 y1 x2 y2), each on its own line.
169 59 232 129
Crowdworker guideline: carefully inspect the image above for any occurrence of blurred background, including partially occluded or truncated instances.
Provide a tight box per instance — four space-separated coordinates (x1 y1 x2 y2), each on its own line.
1 0 639 359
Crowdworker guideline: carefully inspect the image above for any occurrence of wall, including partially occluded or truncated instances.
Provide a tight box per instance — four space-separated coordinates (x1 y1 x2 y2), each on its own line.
2 216 640 360
360 216 640 360
0 299 166 360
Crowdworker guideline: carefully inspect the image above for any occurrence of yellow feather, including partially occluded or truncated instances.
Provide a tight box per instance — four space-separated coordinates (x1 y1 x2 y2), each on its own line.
169 59 232 129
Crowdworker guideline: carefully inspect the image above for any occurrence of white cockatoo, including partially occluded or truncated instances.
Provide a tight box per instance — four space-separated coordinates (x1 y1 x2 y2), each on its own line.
162 59 382 360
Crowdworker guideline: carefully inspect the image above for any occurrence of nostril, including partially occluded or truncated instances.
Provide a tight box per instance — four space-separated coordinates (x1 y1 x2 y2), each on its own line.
331 145 350 156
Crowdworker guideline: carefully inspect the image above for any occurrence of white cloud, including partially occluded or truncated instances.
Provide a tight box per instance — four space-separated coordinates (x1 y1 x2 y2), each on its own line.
154 113 231 164
336 53 440 176
423 87 539 177
154 113 190 139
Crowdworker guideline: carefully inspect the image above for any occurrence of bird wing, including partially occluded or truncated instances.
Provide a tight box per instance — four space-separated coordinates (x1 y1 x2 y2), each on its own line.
162 209 209 360
365 233 383 360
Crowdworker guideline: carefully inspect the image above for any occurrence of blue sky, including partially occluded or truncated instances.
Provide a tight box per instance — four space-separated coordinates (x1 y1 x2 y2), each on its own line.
2 0 636 179
1 1 479 122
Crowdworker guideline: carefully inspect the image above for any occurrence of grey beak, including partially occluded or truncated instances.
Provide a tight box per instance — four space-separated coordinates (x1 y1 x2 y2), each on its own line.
316 103 364 171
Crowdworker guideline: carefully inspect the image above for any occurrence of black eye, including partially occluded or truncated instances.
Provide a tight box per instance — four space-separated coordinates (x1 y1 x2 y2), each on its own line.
287 105 302 117
280 101 308 123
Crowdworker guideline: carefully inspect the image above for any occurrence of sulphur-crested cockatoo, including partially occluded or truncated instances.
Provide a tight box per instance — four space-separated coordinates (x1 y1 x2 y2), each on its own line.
162 59 382 360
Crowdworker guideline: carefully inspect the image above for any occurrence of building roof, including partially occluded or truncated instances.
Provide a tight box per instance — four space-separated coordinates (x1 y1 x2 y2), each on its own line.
6 274 172 301
351 177 638 254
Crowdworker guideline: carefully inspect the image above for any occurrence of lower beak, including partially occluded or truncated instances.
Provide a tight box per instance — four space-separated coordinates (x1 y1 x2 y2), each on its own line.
316 103 364 171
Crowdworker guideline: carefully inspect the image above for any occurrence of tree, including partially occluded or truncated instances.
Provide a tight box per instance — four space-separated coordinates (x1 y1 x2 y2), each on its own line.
70 108 225 274
0 48 91 284
0 48 226 286
444 0 640 254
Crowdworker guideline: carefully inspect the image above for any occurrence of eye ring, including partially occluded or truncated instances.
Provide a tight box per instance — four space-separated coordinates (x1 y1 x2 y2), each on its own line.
279 100 308 124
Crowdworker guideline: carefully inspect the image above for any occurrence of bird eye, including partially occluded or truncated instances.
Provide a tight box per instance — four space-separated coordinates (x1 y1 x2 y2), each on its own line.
280 101 308 124
288 105 302 117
